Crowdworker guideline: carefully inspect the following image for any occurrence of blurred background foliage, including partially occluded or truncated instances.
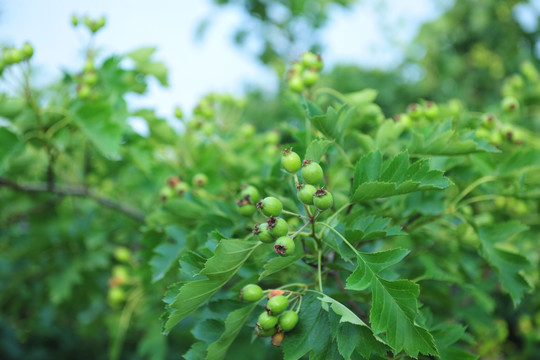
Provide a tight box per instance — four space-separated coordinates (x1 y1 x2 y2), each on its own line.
1 0 540 359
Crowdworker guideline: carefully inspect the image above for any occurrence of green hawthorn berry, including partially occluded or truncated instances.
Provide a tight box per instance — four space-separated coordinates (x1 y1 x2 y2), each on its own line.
241 284 263 302
265 131 280 145
313 188 333 210
71 14 79 27
174 182 189 196
82 71 98 85
297 183 317 205
255 326 276 337
268 217 289 238
274 236 295 257
258 311 278 330
113 247 131 263
288 75 304 92
281 148 301 173
108 287 126 306
258 197 282 217
21 42 34 59
395 113 412 128
192 173 208 187
266 294 288 315
301 52 318 68
240 185 260 204
253 223 274 243
407 103 423 119
238 203 256 216
301 160 323 185
96 16 106 30
77 84 92 99
174 106 183 119
291 61 304 74
502 96 519 112
83 59 95 72
521 61 538 81
159 186 174 202
240 123 255 138
424 101 438 119
278 310 299 332
481 113 496 129
302 68 319 87
112 265 130 283
271 331 284 347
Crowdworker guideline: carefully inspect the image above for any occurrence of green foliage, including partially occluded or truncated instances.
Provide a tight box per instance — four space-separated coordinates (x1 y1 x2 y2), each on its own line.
2 5 540 360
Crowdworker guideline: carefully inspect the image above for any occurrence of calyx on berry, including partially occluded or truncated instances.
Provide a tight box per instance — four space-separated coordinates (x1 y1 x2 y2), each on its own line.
281 148 302 173
268 216 289 238
297 183 317 205
253 223 274 243
274 236 295 256
258 197 283 217
301 160 324 185
313 188 333 210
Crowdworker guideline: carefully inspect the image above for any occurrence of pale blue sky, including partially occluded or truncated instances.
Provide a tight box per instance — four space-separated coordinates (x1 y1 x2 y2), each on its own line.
0 0 448 119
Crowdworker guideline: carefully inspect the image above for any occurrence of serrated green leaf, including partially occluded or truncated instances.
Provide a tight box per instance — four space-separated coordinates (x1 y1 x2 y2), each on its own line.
163 240 260 334
305 138 332 162
345 215 405 243
478 222 530 306
346 249 410 291
73 101 123 157
318 294 369 327
192 318 224 344
345 248 437 357
183 342 207 360
431 323 478 360
371 279 438 357
259 242 303 280
409 120 499 156
206 304 257 360
310 106 341 141
351 151 452 202
149 226 187 282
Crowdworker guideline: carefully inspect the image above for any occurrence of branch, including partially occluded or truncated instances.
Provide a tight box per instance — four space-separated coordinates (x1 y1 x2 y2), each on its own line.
0 178 146 223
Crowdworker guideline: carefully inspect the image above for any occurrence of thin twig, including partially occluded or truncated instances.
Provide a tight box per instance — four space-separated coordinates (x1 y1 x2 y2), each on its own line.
0 178 145 223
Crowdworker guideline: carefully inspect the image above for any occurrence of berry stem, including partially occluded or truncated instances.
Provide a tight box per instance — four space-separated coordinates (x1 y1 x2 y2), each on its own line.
289 220 312 239
317 249 323 293
282 209 308 219
316 222 359 257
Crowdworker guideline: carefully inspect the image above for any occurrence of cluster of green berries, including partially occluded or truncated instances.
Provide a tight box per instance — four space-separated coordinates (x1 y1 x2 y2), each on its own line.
72 14 106 34
476 112 524 145
159 174 208 201
395 101 439 128
286 51 323 93
252 196 296 256
0 42 34 74
77 59 99 99
282 148 333 210
240 285 300 347
108 249 133 307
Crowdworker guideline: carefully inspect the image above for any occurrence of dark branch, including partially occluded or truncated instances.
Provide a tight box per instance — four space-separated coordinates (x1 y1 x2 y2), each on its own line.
0 178 146 223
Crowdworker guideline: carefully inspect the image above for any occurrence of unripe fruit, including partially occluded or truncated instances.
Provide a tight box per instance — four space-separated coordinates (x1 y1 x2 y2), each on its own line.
174 182 189 195
77 84 91 99
288 75 304 92
313 188 333 211
174 106 183 119
96 16 106 30
395 113 412 128
301 160 323 185
258 311 278 330
278 310 299 332
238 203 256 216
82 72 98 85
240 185 260 204
253 223 274 243
407 103 423 119
240 123 255 138
112 265 130 283
502 96 519 112
268 217 289 238
302 68 319 87
301 52 318 68
281 148 301 173
192 173 208 187
274 236 295 257
159 186 174 202
167 175 180 187
21 42 34 59
113 247 131 263
291 61 304 74
71 14 79 27
240 284 263 302
297 183 317 205
83 59 95 72
255 326 276 337
482 113 496 129
266 294 288 315
258 197 282 217
108 287 126 305
424 101 438 119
